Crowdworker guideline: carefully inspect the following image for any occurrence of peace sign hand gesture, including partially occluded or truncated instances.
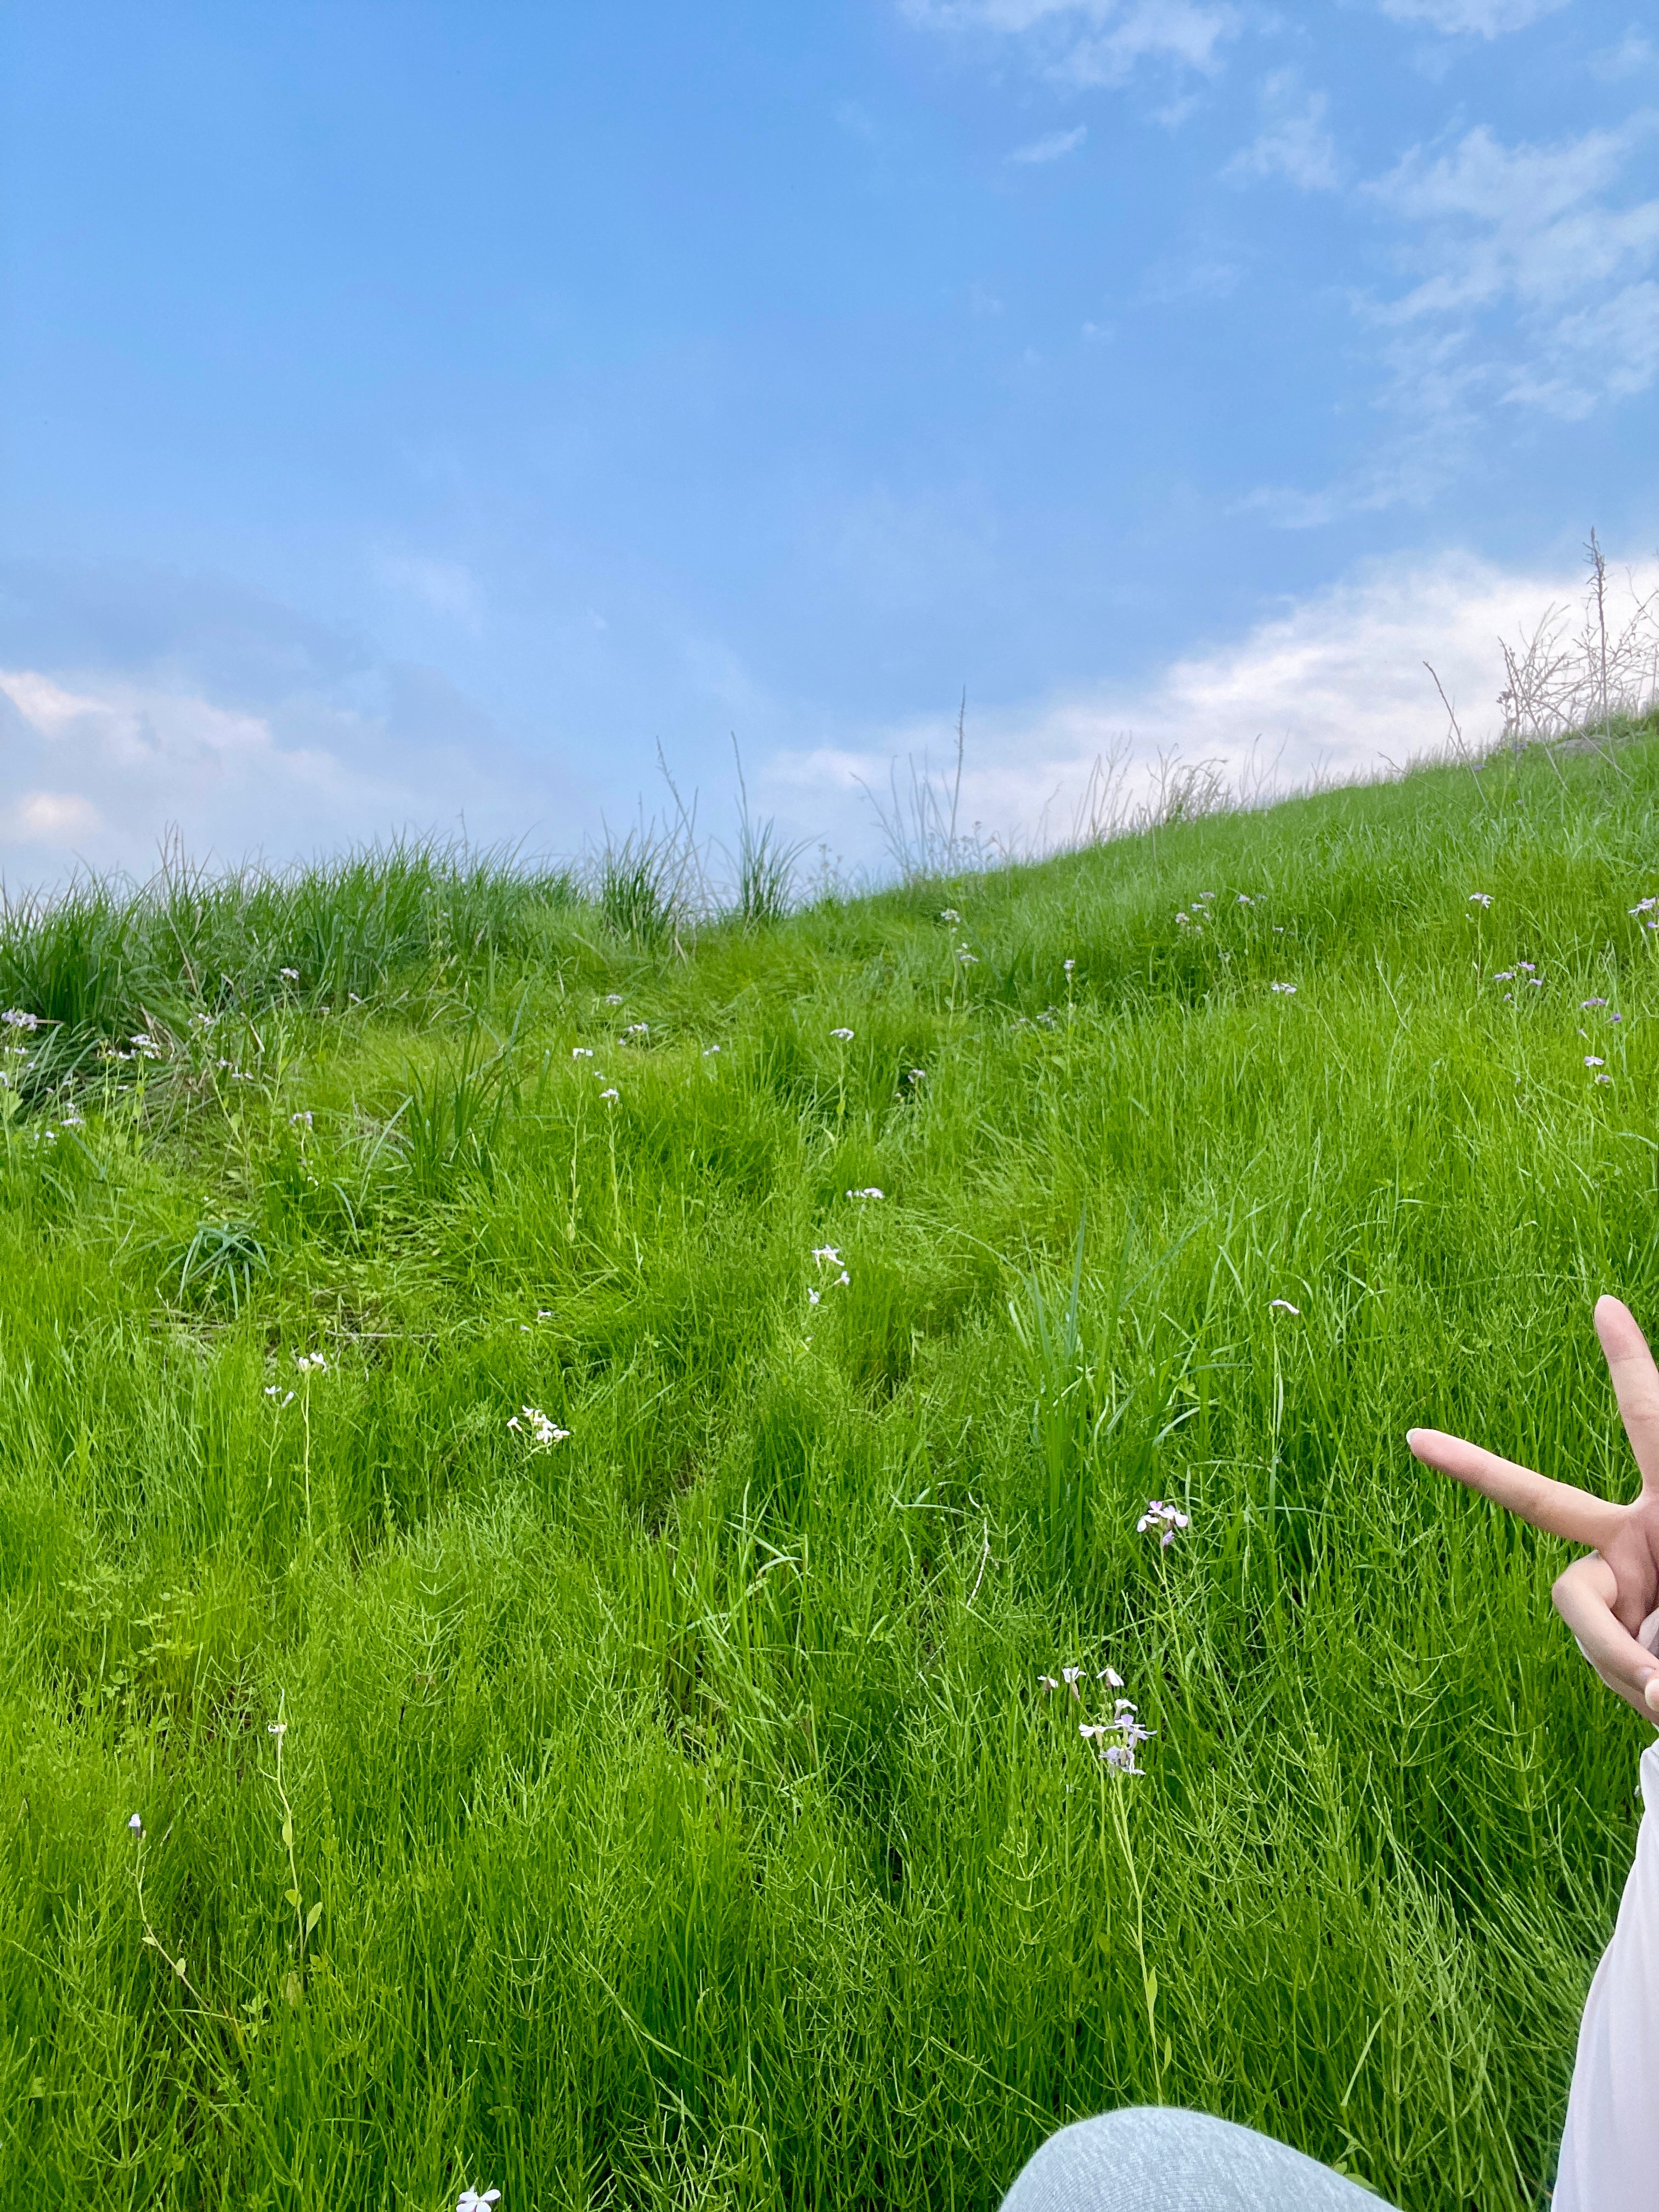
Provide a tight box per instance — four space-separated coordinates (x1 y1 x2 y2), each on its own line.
1408 1296 1659 1723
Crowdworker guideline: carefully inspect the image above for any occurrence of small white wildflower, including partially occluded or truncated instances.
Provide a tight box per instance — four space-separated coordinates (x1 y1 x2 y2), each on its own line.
1527 977 1544 989
456 2192 501 2212
267 1720 287 1739
625 1022 649 1036
957 946 978 964
1175 912 1189 926
939 909 961 923
1517 961 1536 973
605 993 624 1005
702 1044 720 1056
1493 970 1515 982
1585 1056 1606 1068
600 1087 619 1102
1061 1666 1083 1694
1582 997 1608 1008
834 1270 850 1286
906 1066 926 1082
128 1813 144 1835
1468 893 1492 909
279 967 301 981
1269 983 1296 995
846 1187 884 1200
572 1047 594 1058
1595 1071 1613 1085
290 1111 313 1128
1102 1741 1143 1774
510 1406 568 1449
295 1352 327 1375
829 1027 855 1041
2 1008 41 1030
1630 898 1658 916
1038 1674 1061 1692
1196 891 1215 904
811 1246 842 1266
1100 1666 1125 1689
1269 1299 1300 1315
1136 1499 1189 1543
1237 892 1254 905
808 1287 821 1306
1063 958 1075 973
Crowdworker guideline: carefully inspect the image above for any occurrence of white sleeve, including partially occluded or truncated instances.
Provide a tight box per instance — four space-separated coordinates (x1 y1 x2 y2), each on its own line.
1553 1736 1659 2210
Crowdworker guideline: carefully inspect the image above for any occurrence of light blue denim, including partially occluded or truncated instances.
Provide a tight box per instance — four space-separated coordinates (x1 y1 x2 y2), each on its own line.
1000 2108 1399 2211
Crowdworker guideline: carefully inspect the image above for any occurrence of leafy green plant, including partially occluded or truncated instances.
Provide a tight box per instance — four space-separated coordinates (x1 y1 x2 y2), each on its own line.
173 1221 268 1312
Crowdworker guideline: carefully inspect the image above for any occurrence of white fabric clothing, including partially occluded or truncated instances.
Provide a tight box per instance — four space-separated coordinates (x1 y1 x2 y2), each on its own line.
1554 1734 1659 2210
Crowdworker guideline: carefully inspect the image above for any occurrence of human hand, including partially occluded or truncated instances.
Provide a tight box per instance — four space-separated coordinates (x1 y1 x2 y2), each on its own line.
1407 1295 1659 1724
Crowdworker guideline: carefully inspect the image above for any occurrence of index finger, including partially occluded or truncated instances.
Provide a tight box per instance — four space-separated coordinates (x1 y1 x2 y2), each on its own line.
1406 1427 1624 1549
1597 1296 1659 1497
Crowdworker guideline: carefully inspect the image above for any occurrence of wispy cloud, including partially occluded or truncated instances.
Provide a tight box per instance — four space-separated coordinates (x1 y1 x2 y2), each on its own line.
1009 124 1088 162
1139 252 1243 302
373 552 484 629
1376 0 1567 33
901 0 1240 94
1224 72 1339 191
1365 116 1659 419
1589 30 1656 82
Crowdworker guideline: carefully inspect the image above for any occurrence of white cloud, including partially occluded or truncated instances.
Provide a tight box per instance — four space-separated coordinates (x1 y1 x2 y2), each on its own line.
901 0 1239 92
1009 124 1088 162
1370 121 1659 315
758 550 1653 856
0 561 592 887
1377 0 1565 33
1 791 104 845
0 659 569 885
1224 72 1339 191
1358 117 1659 425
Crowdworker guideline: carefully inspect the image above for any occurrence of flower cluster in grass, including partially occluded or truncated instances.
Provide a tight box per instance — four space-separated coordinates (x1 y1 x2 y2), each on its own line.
506 1406 569 1449
1040 1662 1156 1775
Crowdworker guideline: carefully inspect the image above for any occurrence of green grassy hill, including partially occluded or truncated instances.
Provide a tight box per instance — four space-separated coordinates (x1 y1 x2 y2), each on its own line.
4 733 1658 2209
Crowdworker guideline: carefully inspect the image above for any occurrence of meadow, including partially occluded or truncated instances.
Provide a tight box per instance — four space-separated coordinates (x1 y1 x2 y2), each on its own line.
3 728 1658 2210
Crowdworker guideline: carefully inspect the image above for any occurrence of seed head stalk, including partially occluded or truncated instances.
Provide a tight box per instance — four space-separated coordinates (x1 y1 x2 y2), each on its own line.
567 1087 584 1243
129 1820 246 2056
268 1695 321 1991
1103 1762 1164 2104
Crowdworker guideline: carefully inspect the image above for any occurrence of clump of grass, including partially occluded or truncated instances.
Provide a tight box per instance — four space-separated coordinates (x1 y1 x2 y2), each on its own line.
3 730 1659 2205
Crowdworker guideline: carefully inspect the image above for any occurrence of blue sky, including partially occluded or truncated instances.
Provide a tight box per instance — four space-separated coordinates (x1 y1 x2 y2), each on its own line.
1 1 1655 881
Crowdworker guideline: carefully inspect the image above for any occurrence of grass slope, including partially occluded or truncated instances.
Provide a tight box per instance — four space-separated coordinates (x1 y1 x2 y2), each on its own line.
3 737 1659 2209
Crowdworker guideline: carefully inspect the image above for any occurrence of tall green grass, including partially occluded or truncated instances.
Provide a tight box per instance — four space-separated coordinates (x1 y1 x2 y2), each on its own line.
3 735 1659 2208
